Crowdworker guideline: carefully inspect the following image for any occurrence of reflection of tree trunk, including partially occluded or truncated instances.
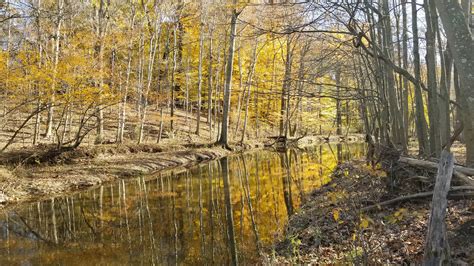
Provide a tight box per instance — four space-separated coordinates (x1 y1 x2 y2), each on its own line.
5 214 9 255
99 186 103 240
142 177 157 263
280 152 294 217
198 168 205 255
221 157 238 266
241 155 261 252
51 199 58 244
172 175 179 264
268 159 280 224
208 163 215 263
121 180 132 251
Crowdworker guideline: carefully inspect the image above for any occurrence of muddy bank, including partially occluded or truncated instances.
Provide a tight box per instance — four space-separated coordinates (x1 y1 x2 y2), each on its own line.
0 143 248 208
267 161 473 264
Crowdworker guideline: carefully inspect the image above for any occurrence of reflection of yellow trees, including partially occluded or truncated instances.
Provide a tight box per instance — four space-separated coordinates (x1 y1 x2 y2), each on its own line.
0 144 365 265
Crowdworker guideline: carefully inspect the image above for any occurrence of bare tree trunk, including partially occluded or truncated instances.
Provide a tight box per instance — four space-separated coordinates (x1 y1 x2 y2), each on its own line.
46 0 64 142
425 0 441 156
157 108 164 143
381 0 405 149
138 6 161 144
217 2 239 147
336 70 342 136
94 0 109 144
411 0 430 156
234 41 244 138
401 0 410 147
280 35 293 138
435 0 474 166
117 2 136 144
195 13 204 136
207 23 214 140
241 38 259 144
33 1 42 145
423 150 454 265
437 35 451 147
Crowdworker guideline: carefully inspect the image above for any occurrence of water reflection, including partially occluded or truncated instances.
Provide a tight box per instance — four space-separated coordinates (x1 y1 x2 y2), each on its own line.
0 144 365 265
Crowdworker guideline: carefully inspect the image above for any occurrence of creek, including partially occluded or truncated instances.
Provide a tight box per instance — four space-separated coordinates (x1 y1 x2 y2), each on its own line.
0 143 365 265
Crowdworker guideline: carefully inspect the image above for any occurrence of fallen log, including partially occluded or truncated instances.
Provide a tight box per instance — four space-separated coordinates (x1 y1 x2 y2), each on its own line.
399 156 474 185
361 186 474 212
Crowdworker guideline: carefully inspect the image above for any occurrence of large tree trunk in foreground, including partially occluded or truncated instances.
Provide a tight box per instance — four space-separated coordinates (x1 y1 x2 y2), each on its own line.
434 0 474 166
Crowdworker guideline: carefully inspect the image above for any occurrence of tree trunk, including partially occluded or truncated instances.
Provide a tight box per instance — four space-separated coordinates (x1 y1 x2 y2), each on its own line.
94 0 108 144
381 0 405 149
423 150 454 265
411 0 430 156
117 3 136 143
207 23 214 140
336 70 342 136
435 0 474 166
46 0 64 141
196 14 204 136
241 38 259 144
425 0 442 157
217 3 238 147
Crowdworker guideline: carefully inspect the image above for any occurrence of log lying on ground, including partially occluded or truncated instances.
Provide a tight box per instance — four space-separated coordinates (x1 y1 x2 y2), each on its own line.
361 186 474 212
399 156 474 186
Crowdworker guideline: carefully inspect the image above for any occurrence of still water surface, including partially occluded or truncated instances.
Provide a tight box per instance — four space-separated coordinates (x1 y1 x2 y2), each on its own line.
0 144 364 265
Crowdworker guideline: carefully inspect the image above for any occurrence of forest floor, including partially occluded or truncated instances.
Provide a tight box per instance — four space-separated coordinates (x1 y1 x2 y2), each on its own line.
265 159 473 264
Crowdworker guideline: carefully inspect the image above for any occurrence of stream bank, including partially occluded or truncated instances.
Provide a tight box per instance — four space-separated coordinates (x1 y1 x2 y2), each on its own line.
0 143 238 207
266 161 473 264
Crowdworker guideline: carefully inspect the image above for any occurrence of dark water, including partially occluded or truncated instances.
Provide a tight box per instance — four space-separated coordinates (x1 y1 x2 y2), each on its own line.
0 144 365 265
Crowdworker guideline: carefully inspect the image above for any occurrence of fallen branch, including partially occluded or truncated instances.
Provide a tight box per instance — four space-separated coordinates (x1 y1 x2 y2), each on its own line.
361 186 474 212
399 156 474 185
